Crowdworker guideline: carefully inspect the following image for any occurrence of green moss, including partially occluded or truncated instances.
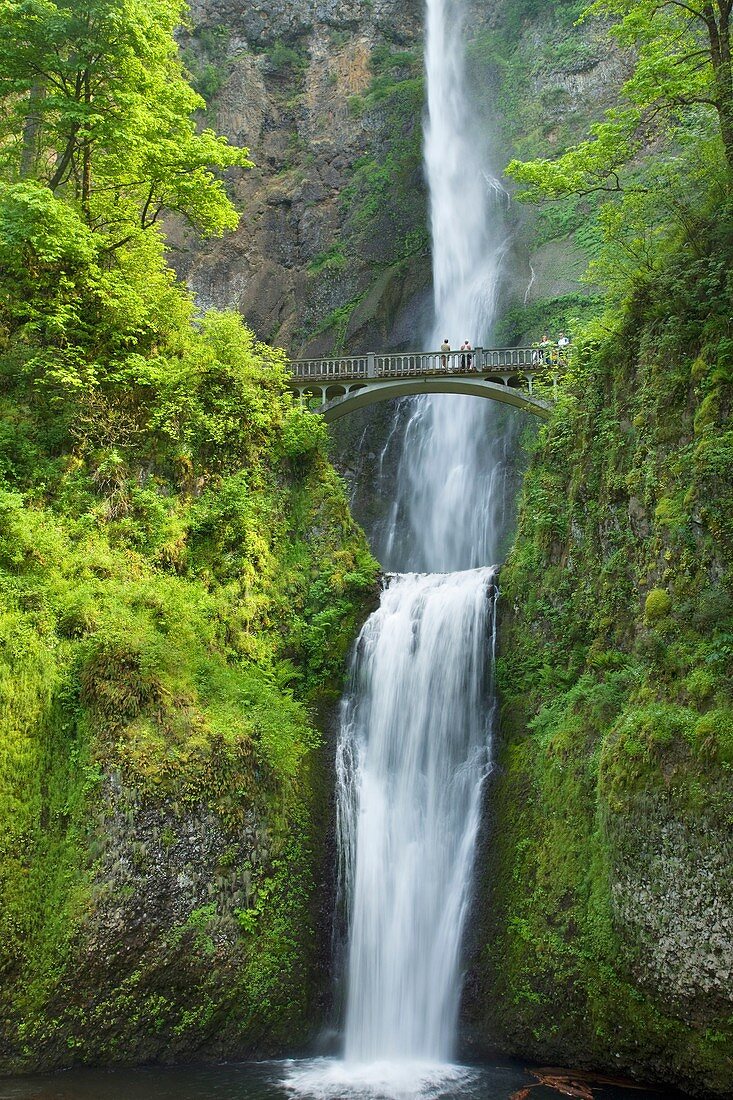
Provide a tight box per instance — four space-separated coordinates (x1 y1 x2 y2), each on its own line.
0 441 377 1068
0 209 378 1071
644 587 672 620
307 243 348 274
474 215 733 1096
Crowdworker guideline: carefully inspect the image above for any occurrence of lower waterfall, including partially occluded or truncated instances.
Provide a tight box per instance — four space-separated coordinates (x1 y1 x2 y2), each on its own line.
337 568 498 1064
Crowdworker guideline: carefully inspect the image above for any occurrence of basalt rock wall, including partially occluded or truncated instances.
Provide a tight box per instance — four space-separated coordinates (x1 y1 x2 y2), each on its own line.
172 0 429 355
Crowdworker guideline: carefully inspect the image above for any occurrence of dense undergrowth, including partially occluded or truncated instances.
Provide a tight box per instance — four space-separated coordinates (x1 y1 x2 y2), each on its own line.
468 5 733 1086
0 1 377 1069
0 200 376 1069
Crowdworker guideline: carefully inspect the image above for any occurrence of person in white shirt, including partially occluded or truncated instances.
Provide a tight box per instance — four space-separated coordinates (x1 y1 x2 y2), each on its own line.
539 334 553 364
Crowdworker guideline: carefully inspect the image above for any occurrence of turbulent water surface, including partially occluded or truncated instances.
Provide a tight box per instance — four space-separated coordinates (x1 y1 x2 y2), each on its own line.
0 1060 671 1100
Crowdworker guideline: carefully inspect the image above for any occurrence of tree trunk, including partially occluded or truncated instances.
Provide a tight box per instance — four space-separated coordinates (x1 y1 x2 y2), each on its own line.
20 81 45 179
81 69 92 214
703 3 733 170
48 126 79 191
716 5 733 169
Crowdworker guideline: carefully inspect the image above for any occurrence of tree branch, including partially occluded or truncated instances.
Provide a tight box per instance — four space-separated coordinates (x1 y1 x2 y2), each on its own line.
657 0 712 24
48 124 80 190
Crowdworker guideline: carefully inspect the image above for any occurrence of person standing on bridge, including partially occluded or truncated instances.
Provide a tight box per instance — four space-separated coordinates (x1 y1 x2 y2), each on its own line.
460 340 473 370
441 338 451 369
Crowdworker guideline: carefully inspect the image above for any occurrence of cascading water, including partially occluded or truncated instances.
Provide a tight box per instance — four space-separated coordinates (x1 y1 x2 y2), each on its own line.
332 0 513 1082
375 0 514 575
289 0 514 1095
337 569 497 1065
423 0 506 344
338 0 511 1072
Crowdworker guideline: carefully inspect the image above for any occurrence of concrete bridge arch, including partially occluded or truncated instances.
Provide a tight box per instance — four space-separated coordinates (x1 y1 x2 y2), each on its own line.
289 347 558 422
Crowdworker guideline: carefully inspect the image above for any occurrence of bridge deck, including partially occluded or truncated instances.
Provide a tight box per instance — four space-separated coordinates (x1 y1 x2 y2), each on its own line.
288 347 562 420
290 346 562 383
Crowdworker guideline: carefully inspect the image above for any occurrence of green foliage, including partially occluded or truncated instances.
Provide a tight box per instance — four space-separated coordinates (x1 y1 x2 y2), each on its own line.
0 0 378 1070
264 40 307 76
307 243 348 273
190 62 226 101
0 0 251 234
281 406 329 459
507 1 733 199
0 308 377 1067
181 26 230 102
479 209 733 1094
494 293 603 346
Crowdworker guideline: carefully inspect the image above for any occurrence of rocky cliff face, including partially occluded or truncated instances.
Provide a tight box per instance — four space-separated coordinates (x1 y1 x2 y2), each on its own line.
172 0 430 355
174 0 633 356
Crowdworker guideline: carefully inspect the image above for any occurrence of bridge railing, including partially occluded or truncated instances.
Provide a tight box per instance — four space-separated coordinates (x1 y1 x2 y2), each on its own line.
293 355 370 379
290 347 560 382
483 347 541 368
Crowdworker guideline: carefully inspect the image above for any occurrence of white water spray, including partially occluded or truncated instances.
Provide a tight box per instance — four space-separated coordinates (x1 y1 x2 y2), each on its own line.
339 569 497 1064
377 0 513 574
423 0 507 343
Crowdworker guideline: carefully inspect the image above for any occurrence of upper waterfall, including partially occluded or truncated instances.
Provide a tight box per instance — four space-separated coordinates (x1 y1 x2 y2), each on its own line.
423 0 507 345
375 0 514 575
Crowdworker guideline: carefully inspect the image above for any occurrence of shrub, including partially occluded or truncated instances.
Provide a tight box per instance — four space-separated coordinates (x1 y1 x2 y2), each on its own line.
644 588 672 621
280 406 328 460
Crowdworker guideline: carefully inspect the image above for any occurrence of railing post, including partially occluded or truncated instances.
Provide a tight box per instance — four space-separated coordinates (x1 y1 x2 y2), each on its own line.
475 346 483 370
367 352 376 378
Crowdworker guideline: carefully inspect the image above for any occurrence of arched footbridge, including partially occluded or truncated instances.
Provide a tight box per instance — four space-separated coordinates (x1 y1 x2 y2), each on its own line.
289 347 558 422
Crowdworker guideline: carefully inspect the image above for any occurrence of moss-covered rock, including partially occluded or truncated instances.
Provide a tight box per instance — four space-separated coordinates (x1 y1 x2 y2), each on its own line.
0 303 378 1071
467 216 733 1096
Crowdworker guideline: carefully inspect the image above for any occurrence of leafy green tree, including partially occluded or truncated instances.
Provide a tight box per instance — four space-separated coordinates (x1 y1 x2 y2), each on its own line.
508 0 733 199
0 0 251 236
